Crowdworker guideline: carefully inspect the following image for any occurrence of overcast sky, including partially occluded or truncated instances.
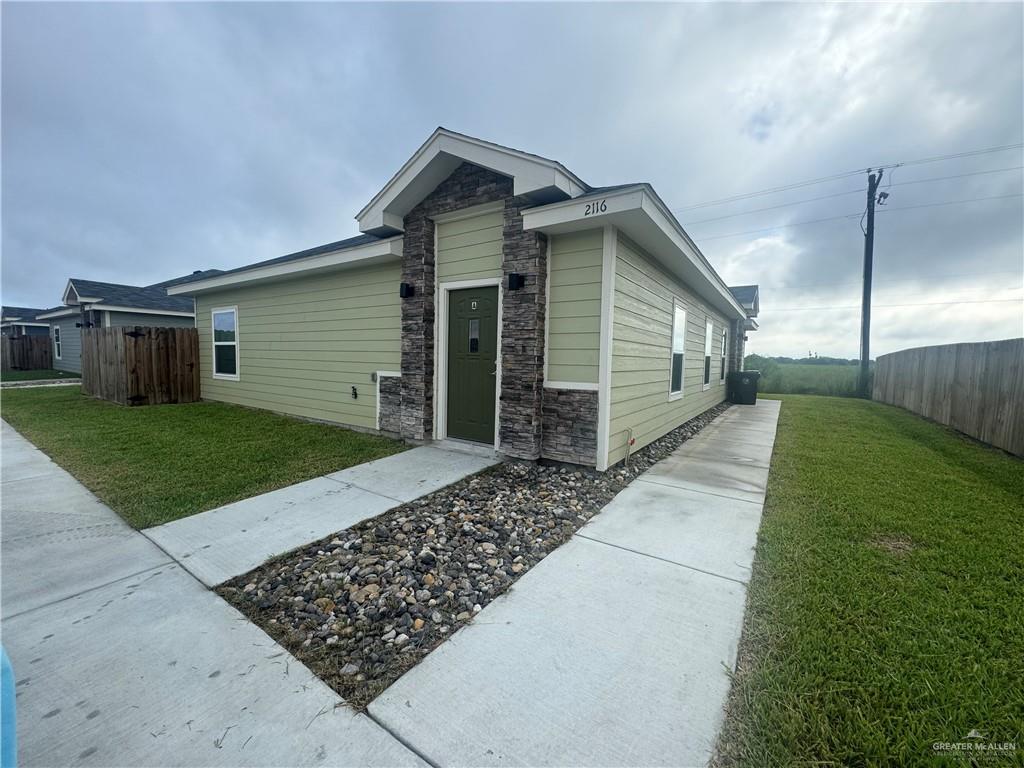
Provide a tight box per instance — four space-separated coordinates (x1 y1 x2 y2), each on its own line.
3 2 1021 358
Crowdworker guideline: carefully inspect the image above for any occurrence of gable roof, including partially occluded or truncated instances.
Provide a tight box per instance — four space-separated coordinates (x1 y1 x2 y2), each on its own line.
56 278 195 314
356 127 589 236
1 306 47 322
170 129 750 319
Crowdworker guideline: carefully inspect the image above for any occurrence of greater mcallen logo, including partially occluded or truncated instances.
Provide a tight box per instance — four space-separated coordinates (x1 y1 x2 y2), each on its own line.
932 729 1018 761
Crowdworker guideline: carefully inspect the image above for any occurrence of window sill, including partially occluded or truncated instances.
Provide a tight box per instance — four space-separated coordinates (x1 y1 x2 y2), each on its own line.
668 391 684 402
213 373 240 382
702 383 711 391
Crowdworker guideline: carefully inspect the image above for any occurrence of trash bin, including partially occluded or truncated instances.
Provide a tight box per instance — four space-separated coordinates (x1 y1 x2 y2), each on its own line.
728 370 760 404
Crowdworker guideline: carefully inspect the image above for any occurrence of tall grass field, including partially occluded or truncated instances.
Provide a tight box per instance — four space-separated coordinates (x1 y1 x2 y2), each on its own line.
745 354 869 397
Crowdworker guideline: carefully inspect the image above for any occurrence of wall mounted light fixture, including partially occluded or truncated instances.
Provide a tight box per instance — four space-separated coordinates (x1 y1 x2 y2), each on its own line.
508 273 526 291
399 282 415 299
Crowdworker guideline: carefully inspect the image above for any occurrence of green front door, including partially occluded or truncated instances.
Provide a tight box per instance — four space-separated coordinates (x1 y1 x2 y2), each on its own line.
446 287 498 444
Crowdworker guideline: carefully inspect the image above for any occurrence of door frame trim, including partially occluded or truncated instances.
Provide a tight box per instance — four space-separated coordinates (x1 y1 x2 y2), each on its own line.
434 277 503 449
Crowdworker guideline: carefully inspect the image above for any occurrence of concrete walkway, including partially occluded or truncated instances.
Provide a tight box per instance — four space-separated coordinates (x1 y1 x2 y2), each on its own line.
143 446 497 586
369 400 781 767
1 421 423 767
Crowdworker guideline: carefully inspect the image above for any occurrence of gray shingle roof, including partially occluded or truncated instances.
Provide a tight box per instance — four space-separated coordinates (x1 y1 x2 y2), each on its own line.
198 233 385 282
148 269 225 289
1 306 48 322
68 279 195 312
728 285 759 306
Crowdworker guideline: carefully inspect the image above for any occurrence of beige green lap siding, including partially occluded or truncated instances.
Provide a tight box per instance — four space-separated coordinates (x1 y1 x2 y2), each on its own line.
607 233 729 467
546 229 602 386
435 206 503 283
194 261 402 430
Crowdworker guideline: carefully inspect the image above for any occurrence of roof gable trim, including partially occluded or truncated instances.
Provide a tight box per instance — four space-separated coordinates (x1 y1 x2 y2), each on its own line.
356 128 588 236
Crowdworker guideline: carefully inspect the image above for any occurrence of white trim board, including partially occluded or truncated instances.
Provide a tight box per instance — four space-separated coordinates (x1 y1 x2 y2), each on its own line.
357 128 587 235
433 276 503 451
545 381 599 392
87 305 195 318
168 237 404 295
596 224 617 472
521 184 746 322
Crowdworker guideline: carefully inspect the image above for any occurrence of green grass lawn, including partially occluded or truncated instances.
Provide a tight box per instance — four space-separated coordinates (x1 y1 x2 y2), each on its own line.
716 395 1023 766
1 368 80 382
1 386 406 528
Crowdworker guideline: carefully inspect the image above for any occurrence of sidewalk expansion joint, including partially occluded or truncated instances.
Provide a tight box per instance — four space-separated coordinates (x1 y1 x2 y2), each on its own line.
573 533 749 586
364 711 441 768
634 476 765 505
3 560 172 621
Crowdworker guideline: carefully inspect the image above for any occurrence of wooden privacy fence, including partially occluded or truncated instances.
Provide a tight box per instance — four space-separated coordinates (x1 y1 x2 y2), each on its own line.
1 335 52 371
873 338 1024 456
81 327 200 405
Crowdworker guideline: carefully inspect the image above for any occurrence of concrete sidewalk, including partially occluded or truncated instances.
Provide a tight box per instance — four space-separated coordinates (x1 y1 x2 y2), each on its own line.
143 445 497 586
0 421 423 767
369 400 781 767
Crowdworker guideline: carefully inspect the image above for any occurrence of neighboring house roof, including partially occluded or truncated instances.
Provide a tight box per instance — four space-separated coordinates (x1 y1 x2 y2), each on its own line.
1 306 48 322
169 128 751 321
148 269 225 289
63 278 195 313
728 285 759 317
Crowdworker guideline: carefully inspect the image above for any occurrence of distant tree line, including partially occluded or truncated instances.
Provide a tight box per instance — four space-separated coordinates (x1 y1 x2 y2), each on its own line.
745 353 866 368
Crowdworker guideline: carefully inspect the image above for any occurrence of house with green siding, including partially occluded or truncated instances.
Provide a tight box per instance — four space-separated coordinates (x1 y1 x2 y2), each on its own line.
169 129 759 471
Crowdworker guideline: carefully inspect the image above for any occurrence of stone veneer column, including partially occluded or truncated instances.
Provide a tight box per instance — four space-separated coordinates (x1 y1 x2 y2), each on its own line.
498 199 548 460
399 164 512 440
729 318 746 373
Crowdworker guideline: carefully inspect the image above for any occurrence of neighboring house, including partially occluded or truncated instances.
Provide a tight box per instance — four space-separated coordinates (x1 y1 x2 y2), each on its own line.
37 271 221 374
727 285 760 368
170 128 760 471
0 307 51 337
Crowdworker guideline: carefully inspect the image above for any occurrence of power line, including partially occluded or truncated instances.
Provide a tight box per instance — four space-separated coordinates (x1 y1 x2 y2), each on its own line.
762 298 1022 312
874 192 1023 215
760 268 1023 292
683 165 1024 226
671 143 1024 213
697 191 1024 242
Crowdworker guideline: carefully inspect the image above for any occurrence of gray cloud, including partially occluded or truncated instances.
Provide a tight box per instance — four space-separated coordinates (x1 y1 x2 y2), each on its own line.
2 2 1021 357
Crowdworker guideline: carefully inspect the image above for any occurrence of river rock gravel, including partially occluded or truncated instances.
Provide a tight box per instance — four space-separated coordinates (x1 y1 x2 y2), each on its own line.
218 401 730 709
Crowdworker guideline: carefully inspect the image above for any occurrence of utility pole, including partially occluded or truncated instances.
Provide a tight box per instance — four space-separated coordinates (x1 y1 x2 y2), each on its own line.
859 169 883 398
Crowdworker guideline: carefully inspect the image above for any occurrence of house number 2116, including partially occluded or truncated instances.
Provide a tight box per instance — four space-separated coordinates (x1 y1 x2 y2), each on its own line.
584 199 607 216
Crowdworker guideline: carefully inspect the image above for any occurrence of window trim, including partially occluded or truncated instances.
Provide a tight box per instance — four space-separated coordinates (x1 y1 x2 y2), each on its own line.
703 318 714 391
211 306 240 381
668 299 686 401
720 328 728 383
52 325 62 360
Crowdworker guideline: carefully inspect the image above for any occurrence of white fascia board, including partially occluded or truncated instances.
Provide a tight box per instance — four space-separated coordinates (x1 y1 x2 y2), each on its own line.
1 321 50 327
168 237 404 295
86 304 195 318
36 307 78 320
522 186 747 321
61 280 79 306
356 128 587 234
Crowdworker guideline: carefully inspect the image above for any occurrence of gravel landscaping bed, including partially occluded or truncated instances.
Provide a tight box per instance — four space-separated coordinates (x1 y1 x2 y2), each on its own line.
219 402 730 709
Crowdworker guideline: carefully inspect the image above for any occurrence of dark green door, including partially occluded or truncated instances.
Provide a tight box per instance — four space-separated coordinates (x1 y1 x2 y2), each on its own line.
447 287 498 443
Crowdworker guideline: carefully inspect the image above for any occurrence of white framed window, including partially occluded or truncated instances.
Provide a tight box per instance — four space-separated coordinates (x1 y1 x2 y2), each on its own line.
212 307 239 380
669 301 686 400
720 329 728 383
52 326 62 360
703 318 714 390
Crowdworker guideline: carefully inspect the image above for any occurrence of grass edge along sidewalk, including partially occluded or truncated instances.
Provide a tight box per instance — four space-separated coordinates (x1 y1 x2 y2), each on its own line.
713 395 1023 766
1 385 406 528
